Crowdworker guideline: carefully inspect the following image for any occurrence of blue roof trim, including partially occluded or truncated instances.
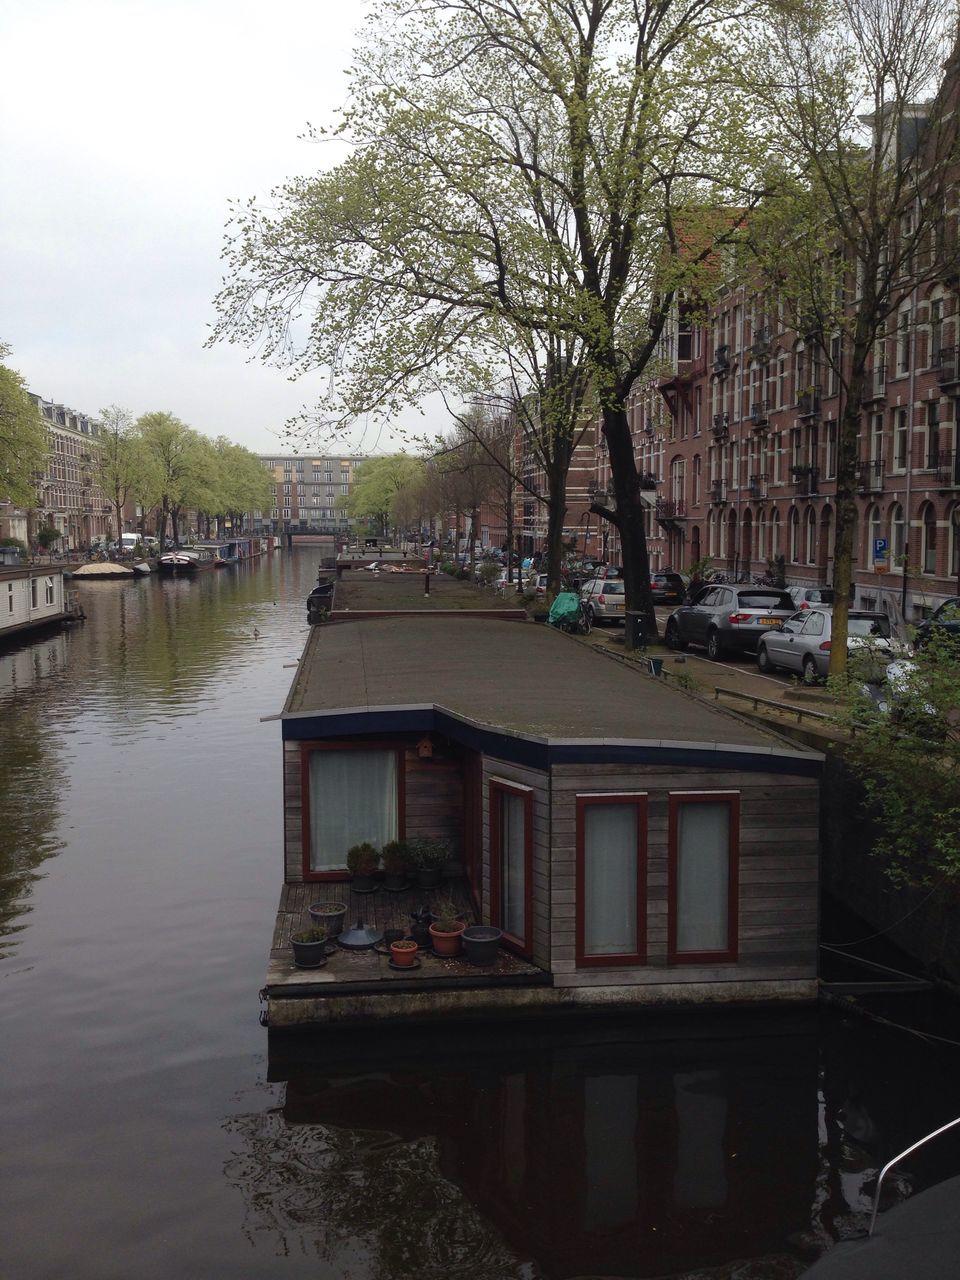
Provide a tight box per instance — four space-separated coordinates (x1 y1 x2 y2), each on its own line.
282 707 822 777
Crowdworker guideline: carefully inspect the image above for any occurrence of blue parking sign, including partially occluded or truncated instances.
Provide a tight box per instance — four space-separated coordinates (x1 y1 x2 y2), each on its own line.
874 537 888 557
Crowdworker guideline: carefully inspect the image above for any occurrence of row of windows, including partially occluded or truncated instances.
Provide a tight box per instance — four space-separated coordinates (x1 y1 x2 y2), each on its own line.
300 745 739 969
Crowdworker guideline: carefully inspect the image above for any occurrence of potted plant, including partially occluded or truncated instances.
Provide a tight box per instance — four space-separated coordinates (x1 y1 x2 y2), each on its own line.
308 900 347 938
428 895 466 956
461 925 503 967
346 842 380 893
290 927 328 969
381 839 412 892
389 938 419 967
410 837 448 889
409 905 433 949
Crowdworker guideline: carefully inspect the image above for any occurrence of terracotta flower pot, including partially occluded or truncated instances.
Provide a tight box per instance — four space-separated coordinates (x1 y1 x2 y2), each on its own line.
390 940 419 967
429 920 466 956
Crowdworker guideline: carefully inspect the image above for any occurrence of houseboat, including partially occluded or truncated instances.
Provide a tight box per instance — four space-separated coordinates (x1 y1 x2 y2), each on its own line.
157 547 217 575
263 572 823 1029
1 566 82 642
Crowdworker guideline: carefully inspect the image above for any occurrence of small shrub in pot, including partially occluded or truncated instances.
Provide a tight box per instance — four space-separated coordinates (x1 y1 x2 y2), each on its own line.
346 842 380 893
381 840 412 891
410 837 449 889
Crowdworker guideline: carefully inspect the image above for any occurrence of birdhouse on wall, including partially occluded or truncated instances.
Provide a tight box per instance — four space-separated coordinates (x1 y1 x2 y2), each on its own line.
416 736 433 759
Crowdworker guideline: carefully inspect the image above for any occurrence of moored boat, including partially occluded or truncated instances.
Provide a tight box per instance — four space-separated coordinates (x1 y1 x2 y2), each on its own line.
157 548 217 575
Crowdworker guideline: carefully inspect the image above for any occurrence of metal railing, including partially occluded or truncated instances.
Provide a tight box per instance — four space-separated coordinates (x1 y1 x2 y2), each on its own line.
797 386 822 418
857 458 884 491
869 1115 960 1237
748 473 767 499
655 498 687 520
750 401 769 429
791 465 820 496
936 448 960 486
933 346 960 384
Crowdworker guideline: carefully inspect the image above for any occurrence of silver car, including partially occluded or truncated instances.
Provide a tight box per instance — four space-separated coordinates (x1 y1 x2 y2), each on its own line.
756 608 903 682
665 586 797 659
580 577 626 624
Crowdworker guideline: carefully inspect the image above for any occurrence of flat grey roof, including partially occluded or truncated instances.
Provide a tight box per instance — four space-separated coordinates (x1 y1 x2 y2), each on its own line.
285 616 817 756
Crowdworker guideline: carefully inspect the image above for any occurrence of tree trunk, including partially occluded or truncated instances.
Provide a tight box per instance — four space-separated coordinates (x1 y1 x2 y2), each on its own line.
469 505 478 579
544 463 567 596
828 374 866 677
602 403 657 645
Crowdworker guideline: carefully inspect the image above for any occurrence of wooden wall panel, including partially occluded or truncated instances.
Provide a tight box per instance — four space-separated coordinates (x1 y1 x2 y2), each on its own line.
549 763 820 988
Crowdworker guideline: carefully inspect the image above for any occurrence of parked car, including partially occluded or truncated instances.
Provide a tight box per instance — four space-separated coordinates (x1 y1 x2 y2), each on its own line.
580 577 626 624
527 572 550 596
664 586 797 659
913 597 960 650
789 586 836 610
756 608 905 682
649 571 685 604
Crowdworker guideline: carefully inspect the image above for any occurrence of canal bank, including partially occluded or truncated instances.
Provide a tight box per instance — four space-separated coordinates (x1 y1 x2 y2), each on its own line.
1 549 959 1280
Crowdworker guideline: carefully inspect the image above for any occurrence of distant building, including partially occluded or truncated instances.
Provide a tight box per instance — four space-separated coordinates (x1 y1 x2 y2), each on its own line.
257 453 364 536
27 395 111 550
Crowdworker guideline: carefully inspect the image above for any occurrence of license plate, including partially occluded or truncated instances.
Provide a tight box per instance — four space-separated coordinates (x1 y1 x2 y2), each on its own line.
758 617 779 626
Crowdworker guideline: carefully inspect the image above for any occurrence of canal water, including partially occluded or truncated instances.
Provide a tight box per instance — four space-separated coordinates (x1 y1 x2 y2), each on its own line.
1 548 959 1280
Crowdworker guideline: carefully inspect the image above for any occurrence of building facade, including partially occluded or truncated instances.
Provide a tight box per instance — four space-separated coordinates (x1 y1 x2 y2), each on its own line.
258 453 364 537
27 395 111 551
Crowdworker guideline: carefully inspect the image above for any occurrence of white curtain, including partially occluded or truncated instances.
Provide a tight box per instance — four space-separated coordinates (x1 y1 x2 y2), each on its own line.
676 802 729 953
500 791 526 939
583 803 638 955
308 750 397 872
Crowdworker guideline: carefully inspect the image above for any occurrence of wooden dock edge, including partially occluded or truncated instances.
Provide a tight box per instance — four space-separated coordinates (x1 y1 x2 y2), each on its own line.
263 978 818 1028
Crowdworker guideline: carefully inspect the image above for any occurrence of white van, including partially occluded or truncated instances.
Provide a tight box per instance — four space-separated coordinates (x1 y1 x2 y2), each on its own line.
120 533 140 551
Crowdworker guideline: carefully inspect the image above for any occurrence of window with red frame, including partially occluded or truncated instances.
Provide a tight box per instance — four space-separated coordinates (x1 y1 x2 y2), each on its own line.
576 794 647 966
668 793 739 964
490 780 532 954
302 744 401 877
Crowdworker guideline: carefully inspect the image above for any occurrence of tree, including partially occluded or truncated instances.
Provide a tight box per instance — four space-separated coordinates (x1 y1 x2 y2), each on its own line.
0 342 46 508
342 454 426 538
830 634 960 886
134 412 203 546
209 439 274 536
210 0 764 641
748 0 960 673
95 405 142 545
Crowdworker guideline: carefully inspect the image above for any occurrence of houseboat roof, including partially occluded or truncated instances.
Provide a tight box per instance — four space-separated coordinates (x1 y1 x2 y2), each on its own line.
283 613 821 771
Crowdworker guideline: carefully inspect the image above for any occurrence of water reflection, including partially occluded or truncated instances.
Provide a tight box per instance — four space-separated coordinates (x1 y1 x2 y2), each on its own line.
0 634 70 954
0 555 309 957
240 1016 819 1279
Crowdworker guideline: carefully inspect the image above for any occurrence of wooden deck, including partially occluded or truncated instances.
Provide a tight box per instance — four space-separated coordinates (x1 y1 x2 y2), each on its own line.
266 879 547 998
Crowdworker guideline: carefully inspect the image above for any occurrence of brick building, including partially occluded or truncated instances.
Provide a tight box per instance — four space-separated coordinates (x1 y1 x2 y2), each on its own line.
27 394 111 550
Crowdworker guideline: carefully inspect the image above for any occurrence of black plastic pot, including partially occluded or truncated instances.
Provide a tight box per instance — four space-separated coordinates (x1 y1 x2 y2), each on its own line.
416 867 442 890
291 937 328 969
350 874 378 894
382 874 409 892
461 925 503 967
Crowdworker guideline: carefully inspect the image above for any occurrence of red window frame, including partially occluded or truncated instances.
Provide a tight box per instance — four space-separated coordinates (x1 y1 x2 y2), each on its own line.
489 778 534 958
667 791 740 964
299 740 406 881
575 793 648 967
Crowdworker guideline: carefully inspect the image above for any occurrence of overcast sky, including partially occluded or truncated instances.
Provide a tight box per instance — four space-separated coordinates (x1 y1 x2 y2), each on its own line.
1 0 432 455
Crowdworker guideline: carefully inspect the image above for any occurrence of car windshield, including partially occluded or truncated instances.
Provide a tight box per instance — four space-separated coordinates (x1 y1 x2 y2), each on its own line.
801 589 834 603
737 592 794 610
599 581 625 594
848 615 892 637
